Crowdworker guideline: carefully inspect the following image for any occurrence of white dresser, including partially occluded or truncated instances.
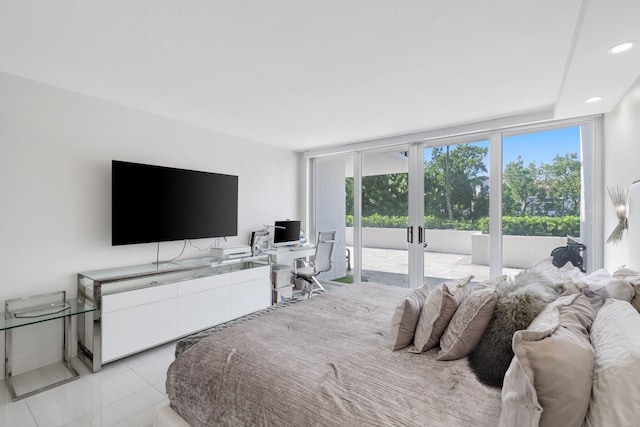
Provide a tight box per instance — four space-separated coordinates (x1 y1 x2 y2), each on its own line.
77 256 271 372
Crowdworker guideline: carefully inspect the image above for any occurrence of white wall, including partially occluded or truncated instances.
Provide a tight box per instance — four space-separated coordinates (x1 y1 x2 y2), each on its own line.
314 157 347 279
0 72 301 373
603 76 640 271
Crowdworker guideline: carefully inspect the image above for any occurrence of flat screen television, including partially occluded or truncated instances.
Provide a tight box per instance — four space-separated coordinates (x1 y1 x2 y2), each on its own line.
112 160 238 245
273 220 301 247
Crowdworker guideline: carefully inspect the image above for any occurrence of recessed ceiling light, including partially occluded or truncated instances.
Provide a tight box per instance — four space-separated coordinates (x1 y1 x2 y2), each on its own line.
608 41 635 54
584 96 602 103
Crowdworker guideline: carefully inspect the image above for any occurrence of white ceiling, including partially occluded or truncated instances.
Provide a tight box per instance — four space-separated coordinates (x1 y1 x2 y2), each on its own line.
1 1 639 152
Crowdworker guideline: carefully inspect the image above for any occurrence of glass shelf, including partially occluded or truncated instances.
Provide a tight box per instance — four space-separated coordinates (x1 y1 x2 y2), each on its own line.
0 298 95 331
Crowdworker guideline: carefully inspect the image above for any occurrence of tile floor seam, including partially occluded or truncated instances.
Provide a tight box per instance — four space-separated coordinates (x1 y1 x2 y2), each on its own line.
25 399 41 427
60 384 165 427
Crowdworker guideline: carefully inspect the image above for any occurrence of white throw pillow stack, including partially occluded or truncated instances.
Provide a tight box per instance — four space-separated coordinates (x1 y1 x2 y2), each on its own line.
389 276 473 352
499 265 640 427
390 274 507 361
410 276 472 353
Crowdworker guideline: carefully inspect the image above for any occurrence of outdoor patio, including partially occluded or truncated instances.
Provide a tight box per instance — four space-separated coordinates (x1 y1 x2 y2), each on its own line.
343 247 524 288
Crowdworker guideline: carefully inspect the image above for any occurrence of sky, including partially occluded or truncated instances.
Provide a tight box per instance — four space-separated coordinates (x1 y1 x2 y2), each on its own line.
503 126 581 166
424 125 581 168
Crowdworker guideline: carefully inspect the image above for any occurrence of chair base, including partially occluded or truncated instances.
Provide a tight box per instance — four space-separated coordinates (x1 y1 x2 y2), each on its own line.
308 277 325 297
294 275 325 298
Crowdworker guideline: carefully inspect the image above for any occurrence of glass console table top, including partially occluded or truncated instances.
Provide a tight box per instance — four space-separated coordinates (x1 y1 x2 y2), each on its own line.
78 255 269 287
0 298 95 331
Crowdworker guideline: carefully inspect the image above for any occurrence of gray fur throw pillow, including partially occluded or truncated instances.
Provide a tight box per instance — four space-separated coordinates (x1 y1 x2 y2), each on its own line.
468 269 563 388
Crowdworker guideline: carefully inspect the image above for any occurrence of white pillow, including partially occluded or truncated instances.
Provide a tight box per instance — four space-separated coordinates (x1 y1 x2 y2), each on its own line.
612 267 640 312
530 256 584 283
389 285 430 351
499 293 595 427
410 276 471 353
563 280 608 312
578 268 634 302
584 299 640 427
436 286 497 361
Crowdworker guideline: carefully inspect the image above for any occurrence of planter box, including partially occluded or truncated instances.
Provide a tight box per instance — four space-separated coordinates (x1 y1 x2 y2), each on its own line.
423 229 478 254
345 227 568 269
471 234 566 269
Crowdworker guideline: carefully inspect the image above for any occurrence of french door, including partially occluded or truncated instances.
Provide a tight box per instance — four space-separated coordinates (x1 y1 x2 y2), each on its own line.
421 137 496 283
311 147 422 288
351 146 434 288
310 118 601 288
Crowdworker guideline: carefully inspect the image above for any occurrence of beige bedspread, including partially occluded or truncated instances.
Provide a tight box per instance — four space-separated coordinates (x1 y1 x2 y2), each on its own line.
166 282 501 426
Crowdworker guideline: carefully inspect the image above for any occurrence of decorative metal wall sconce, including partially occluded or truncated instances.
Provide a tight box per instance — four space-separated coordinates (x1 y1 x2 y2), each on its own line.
606 186 628 244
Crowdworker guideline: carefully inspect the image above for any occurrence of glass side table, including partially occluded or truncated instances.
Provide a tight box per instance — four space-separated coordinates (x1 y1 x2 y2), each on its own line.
1 291 95 401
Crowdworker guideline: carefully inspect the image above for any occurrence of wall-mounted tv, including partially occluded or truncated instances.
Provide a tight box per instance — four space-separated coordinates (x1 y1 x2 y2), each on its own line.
112 160 238 245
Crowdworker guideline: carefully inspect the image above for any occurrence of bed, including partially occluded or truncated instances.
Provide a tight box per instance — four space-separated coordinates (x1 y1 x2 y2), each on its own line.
158 282 501 426
157 181 640 426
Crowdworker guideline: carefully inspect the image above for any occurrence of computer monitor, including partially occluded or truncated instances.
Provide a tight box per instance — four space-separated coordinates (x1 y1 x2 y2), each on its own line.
273 220 301 247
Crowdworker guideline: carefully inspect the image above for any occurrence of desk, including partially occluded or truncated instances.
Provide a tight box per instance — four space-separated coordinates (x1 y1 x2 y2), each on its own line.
1 291 95 400
264 247 316 300
264 246 316 265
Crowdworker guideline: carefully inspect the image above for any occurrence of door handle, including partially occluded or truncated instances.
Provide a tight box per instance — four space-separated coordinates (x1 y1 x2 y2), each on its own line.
419 226 428 248
406 226 414 244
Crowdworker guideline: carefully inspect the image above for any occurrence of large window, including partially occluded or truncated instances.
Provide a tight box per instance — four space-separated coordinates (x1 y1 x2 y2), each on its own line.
501 127 582 270
309 118 602 287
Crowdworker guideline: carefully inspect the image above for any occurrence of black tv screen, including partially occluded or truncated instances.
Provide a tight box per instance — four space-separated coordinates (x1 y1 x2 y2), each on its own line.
112 160 238 245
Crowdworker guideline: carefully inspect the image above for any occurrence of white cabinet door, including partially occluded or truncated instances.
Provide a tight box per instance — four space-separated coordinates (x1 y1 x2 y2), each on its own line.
229 265 271 319
102 283 177 313
102 297 178 363
177 274 231 335
229 265 270 285
178 286 231 335
177 274 229 296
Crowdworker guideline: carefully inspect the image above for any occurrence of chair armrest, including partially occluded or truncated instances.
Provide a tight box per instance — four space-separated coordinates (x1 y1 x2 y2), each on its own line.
296 258 311 268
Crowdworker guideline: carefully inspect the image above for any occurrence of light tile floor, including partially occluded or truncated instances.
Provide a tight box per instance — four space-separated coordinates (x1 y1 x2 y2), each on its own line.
0 249 522 426
0 342 175 427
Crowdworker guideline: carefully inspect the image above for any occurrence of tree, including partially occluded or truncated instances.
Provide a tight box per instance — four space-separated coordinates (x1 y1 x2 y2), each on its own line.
502 153 581 217
444 145 453 219
424 144 489 220
502 156 540 216
540 153 581 216
345 177 354 215
346 173 409 218
344 147 580 223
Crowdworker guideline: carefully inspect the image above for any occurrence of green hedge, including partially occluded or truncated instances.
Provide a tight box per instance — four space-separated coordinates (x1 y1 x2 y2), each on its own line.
345 214 475 230
345 214 580 237
476 216 580 237
345 214 408 228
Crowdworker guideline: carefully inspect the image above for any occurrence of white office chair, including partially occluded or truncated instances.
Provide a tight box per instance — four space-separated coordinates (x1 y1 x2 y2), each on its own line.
293 231 335 297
